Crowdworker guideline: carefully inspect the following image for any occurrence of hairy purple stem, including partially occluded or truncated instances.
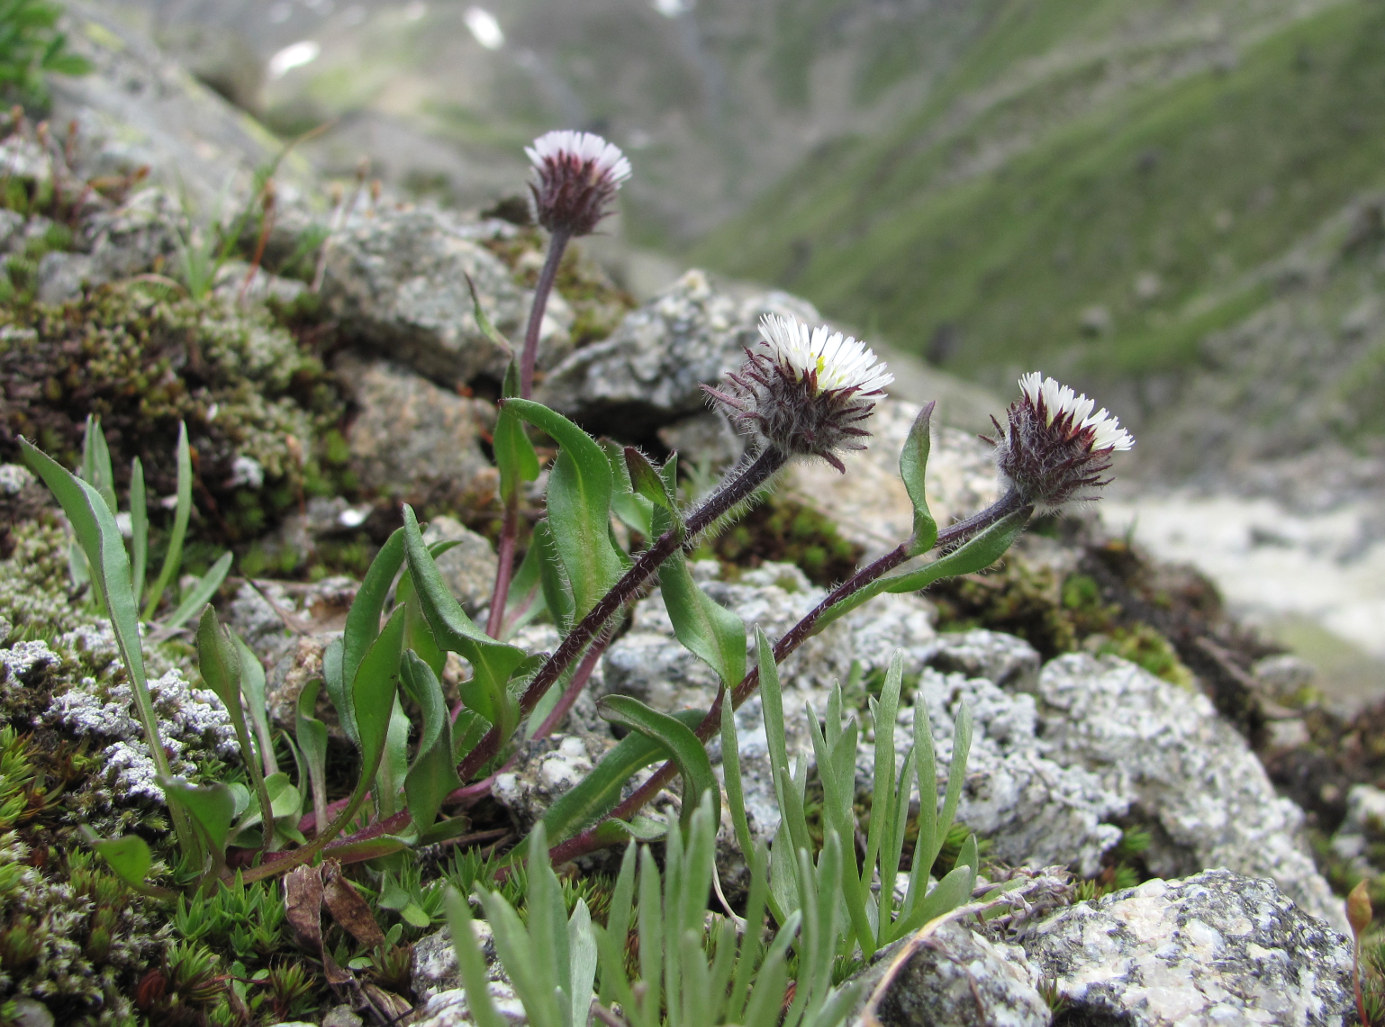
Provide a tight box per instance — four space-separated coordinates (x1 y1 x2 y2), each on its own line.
455 446 788 784
533 628 609 740
488 226 570 641
547 489 1031 865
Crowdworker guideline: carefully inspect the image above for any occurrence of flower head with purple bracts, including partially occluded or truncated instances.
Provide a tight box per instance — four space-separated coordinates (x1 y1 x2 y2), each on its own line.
704 314 893 473
986 372 1134 511
526 130 632 237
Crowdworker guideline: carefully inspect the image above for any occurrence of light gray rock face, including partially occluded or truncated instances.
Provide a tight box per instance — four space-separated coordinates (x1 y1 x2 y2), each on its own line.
1032 653 1345 929
781 399 1003 560
538 269 817 434
53 2 321 217
1023 869 1353 1026
607 563 1339 916
491 733 610 835
900 663 1125 877
858 922 1049 1027
601 561 851 712
409 987 526 1027
36 187 189 303
337 354 493 504
321 208 565 386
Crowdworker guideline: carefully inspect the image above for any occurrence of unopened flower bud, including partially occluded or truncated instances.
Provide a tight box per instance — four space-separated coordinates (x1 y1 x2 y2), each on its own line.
1348 879 1373 938
986 372 1133 511
704 313 893 473
525 129 632 237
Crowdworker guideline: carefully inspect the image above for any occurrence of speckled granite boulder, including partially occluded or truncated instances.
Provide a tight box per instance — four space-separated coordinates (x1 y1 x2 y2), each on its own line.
538 268 816 435
336 353 494 506
855 921 1049 1027
321 208 569 386
1022 869 1353 1026
1032 653 1345 929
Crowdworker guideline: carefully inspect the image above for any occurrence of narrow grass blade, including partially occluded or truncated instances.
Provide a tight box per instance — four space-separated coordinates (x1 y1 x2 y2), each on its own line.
143 422 193 621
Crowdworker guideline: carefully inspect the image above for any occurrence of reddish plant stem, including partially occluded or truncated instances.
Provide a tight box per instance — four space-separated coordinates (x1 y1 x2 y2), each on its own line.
488 225 570 639
533 629 609 740
484 500 519 641
519 227 571 399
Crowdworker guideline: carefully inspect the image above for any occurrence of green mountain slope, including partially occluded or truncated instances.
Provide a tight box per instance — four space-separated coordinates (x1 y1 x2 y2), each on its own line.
691 0 1385 399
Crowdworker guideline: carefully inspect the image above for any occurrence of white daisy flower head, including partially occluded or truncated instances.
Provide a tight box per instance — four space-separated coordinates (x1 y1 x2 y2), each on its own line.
525 129 632 236
986 371 1134 511
703 313 893 473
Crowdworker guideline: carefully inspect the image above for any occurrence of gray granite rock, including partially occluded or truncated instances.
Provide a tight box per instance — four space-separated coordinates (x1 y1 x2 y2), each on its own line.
321 207 567 386
925 628 1042 692
1032 653 1345 929
491 732 611 835
53 2 322 220
781 399 1003 561
900 665 1125 877
408 987 526 1027
337 353 493 505
34 186 188 302
856 921 1049 1027
1023 869 1353 1026
538 268 817 432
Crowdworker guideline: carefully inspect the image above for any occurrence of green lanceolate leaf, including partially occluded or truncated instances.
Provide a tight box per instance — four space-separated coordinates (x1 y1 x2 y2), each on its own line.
89 834 152 889
350 605 406 798
163 778 237 862
376 696 411 818
396 557 448 681
531 518 575 632
815 507 1031 632
899 401 939 555
235 633 276 775
143 422 193 621
401 506 527 737
657 547 746 690
624 446 678 515
295 679 329 828
445 887 507 1027
340 527 407 710
195 604 243 713
537 708 705 847
18 437 199 851
129 456 148 607
79 414 117 515
503 399 628 619
399 651 461 832
160 551 232 634
895 507 1030 585
467 272 516 357
605 440 654 538
598 695 719 834
494 402 541 506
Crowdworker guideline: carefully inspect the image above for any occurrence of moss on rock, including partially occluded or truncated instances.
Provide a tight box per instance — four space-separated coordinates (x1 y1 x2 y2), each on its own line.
0 279 348 543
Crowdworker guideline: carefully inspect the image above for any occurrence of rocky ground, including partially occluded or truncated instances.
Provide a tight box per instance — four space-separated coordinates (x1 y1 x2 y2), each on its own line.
1 5 1385 1026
